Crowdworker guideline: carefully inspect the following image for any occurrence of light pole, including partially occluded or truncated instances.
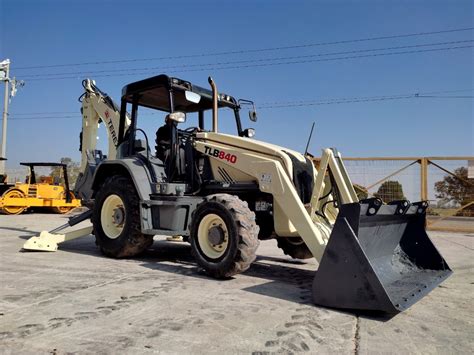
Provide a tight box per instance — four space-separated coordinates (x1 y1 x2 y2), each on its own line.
0 59 24 176
0 59 10 175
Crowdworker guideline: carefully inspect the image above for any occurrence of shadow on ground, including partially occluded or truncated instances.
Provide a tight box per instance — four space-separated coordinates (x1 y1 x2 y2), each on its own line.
0 226 40 236
19 237 394 321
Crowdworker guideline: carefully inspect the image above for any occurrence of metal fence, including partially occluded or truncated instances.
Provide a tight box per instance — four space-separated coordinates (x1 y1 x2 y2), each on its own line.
6 166 52 183
5 156 474 233
339 156 474 233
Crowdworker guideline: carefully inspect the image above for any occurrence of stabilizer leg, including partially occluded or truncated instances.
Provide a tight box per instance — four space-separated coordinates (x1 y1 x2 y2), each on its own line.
22 210 93 252
22 226 93 251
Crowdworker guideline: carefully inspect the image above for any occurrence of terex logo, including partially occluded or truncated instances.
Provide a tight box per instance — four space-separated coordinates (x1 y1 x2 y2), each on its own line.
204 146 237 164
103 109 118 145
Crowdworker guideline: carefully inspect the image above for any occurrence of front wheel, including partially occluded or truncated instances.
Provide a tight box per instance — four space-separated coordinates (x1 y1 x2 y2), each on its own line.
277 237 313 259
190 194 259 278
92 175 153 258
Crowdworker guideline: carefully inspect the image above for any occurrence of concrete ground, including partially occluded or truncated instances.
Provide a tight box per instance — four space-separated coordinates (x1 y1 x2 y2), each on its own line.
427 216 474 233
0 212 472 354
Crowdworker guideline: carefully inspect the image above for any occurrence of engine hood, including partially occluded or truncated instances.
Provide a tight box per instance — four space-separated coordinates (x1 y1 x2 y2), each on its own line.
195 132 315 204
196 132 306 158
195 131 310 174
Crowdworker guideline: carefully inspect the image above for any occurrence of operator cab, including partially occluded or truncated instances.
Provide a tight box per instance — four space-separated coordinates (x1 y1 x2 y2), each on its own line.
117 75 257 185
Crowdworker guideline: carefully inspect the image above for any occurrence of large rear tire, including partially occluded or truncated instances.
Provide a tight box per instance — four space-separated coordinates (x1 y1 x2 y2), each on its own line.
277 237 313 259
92 175 153 258
190 194 259 278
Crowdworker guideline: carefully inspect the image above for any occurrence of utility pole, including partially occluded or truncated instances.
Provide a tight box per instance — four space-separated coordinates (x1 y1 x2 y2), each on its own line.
0 59 24 176
0 59 10 175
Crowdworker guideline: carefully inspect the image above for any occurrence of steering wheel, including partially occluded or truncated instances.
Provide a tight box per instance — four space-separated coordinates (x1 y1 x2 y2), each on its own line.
178 127 199 136
178 127 200 144
184 127 199 133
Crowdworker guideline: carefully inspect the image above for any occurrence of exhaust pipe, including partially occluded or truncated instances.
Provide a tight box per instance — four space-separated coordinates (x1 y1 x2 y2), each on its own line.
208 76 218 133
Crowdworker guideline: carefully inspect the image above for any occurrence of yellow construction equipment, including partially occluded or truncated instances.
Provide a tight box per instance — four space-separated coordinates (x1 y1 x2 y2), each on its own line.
0 162 81 214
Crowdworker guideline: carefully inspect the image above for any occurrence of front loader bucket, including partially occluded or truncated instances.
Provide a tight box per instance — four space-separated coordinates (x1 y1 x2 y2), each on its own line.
312 200 452 314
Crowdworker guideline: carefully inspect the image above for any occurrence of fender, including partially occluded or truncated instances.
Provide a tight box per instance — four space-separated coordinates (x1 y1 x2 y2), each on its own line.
91 157 161 200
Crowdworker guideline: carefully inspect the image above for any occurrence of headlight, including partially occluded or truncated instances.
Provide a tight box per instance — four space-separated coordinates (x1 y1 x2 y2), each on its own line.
244 128 255 138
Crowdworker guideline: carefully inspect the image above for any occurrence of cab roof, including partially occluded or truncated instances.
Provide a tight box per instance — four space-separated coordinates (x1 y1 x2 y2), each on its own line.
121 74 238 113
20 162 66 167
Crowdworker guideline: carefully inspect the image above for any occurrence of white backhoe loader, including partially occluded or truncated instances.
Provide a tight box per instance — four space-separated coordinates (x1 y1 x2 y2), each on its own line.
23 75 451 313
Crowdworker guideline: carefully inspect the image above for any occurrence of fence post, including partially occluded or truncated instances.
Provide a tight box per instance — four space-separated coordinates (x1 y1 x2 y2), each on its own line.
420 158 428 201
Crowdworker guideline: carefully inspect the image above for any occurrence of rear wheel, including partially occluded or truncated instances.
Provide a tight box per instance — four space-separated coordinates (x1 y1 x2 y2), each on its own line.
54 206 73 214
1 189 27 215
92 175 153 258
53 191 76 214
190 194 259 278
277 237 313 259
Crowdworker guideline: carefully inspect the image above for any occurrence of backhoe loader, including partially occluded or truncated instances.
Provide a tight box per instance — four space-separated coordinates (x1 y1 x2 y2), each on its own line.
23 74 451 313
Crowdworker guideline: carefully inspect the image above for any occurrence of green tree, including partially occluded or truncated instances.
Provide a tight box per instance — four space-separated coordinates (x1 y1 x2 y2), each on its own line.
374 180 405 203
435 167 473 207
353 184 368 200
50 157 81 187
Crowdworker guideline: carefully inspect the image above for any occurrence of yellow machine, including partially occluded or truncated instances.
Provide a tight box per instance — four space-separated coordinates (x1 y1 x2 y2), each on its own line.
0 162 81 215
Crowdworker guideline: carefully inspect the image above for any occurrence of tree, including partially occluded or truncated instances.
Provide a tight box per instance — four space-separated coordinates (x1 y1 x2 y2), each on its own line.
374 180 405 203
435 167 473 207
353 184 368 200
50 157 81 187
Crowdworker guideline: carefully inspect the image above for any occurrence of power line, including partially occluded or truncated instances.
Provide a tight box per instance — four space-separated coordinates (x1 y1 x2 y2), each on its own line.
21 39 474 79
10 115 78 120
13 27 474 71
258 89 474 106
9 90 473 120
20 45 474 82
10 111 77 116
259 94 473 109
416 95 474 99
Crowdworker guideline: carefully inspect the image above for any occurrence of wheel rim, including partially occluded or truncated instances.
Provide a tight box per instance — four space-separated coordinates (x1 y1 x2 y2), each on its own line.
197 213 229 259
56 206 73 214
101 194 126 239
2 190 26 215
55 191 75 214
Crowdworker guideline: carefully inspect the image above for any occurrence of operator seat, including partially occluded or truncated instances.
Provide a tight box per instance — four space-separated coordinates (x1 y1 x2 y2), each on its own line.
155 122 186 182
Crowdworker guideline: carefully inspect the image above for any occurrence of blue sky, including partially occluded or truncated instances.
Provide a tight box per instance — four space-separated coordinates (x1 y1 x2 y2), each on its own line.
0 0 473 168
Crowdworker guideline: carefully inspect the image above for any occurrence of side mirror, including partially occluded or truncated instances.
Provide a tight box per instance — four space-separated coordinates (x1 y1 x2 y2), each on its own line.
166 111 186 123
243 128 256 138
238 99 258 122
249 110 257 122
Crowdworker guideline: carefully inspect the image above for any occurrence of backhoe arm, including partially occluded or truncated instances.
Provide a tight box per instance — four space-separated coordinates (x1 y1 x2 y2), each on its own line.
79 79 130 172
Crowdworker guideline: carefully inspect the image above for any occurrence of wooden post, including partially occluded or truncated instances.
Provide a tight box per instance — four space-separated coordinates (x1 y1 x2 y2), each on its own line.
420 158 428 201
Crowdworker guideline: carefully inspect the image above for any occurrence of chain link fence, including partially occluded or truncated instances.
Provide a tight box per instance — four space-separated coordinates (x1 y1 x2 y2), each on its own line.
342 157 474 233
6 166 53 183
5 156 474 232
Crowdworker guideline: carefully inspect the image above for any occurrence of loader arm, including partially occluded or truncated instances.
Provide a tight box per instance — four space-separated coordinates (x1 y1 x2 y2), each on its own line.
194 135 357 262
